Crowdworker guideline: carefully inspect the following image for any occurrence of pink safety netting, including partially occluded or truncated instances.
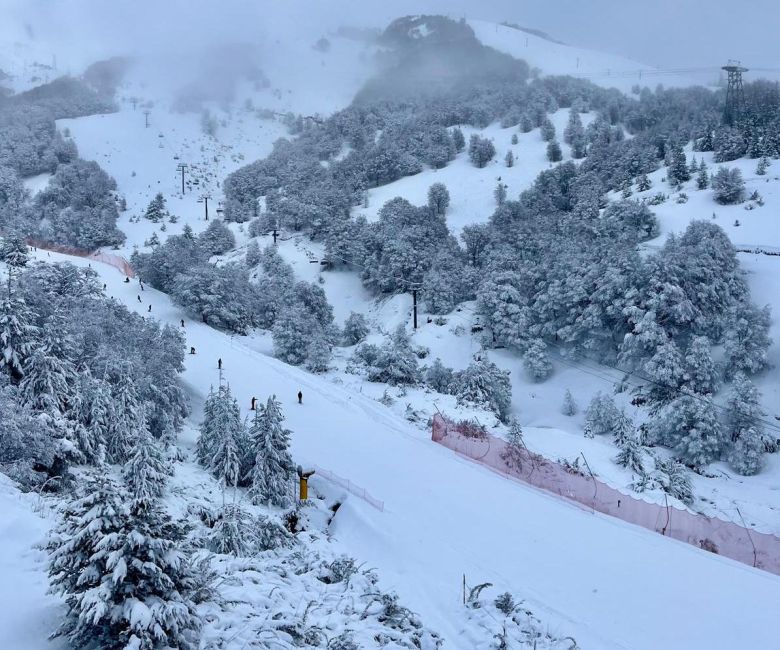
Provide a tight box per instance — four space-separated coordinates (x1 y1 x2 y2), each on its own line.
26 238 135 278
432 414 780 576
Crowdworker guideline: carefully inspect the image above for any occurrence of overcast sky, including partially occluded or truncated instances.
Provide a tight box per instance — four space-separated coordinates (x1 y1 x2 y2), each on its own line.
3 0 778 73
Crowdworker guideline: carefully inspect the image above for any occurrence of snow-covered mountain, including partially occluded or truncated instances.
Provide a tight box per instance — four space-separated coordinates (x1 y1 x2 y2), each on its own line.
2 10 780 650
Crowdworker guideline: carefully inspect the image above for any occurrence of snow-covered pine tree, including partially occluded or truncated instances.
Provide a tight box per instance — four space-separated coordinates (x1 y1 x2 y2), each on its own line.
210 401 245 493
143 192 167 222
365 325 420 386
614 433 645 474
663 395 724 469
505 150 515 167
78 499 200 649
683 336 719 395
124 429 169 513
522 338 552 382
209 503 256 556
19 341 76 413
500 418 524 471
0 289 37 381
637 173 652 192
657 458 693 505
451 127 465 153
725 373 766 475
305 330 332 373
105 372 145 464
197 383 245 477
561 389 578 416
584 393 621 437
245 239 261 267
494 181 507 206
540 117 556 142
47 475 130 646
756 155 770 176
712 167 745 204
248 395 295 507
0 233 29 267
643 340 685 409
612 411 636 447
425 358 454 394
453 356 512 422
71 374 114 464
546 140 562 162
696 163 709 189
667 143 690 184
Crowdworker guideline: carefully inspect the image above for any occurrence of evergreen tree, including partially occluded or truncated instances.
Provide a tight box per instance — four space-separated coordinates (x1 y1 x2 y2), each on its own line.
123 429 168 514
425 358 454 393
451 127 465 153
615 433 645 474
494 181 507 206
209 503 256 556
540 118 556 142
500 418 524 471
756 155 770 176
667 143 690 184
546 140 562 162
245 239 261 267
523 338 552 381
564 110 584 145
143 192 167 223
468 135 496 168
663 395 724 469
72 375 114 464
305 330 332 373
725 374 765 475
643 341 685 409
637 173 652 192
510 133 518 145
657 458 693 505
696 163 709 189
712 167 745 204
248 395 295 507
0 289 37 381
272 305 318 366
505 150 515 167
683 336 718 395
362 325 420 386
585 393 621 437
453 356 512 422
105 373 145 464
197 384 244 476
342 312 369 346
0 233 29 267
519 113 534 133
612 411 636 447
561 389 577 416
427 182 450 216
19 338 76 413
723 304 771 377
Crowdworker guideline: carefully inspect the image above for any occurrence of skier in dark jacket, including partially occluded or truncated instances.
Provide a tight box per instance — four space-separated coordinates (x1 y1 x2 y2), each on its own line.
218 358 222 370
297 390 303 404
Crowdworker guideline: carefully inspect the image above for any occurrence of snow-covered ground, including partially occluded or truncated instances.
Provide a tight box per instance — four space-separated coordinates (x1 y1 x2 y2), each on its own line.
16 245 780 650
469 20 711 91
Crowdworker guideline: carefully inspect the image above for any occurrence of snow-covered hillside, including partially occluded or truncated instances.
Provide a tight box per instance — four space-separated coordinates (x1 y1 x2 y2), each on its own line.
5 10 780 650
469 20 709 91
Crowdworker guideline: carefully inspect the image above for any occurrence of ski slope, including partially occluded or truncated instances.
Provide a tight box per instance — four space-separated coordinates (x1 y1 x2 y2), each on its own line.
27 245 780 650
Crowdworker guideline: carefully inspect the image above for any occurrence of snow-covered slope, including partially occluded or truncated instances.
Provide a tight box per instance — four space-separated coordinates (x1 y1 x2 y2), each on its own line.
469 20 708 91
20 245 780 650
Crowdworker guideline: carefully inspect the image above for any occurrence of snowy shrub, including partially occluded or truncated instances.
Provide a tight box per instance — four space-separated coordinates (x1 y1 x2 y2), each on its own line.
712 167 745 204
656 458 694 505
453 357 512 422
523 338 552 381
209 504 257 556
352 325 420 386
245 239 261 267
455 418 488 439
425 358 455 394
341 311 369 346
650 395 724 469
468 134 495 168
198 219 236 256
255 515 294 551
584 393 621 437
561 389 578 416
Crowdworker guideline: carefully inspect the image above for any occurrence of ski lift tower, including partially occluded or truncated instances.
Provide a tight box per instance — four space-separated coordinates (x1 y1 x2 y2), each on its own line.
722 60 748 126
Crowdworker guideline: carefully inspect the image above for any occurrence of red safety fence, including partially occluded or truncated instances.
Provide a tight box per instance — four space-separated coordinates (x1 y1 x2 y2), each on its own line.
432 414 780 576
25 238 135 278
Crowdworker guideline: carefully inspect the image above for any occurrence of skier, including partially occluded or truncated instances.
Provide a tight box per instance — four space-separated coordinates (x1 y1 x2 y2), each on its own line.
218 358 222 370
148 304 152 312
103 283 107 290
124 277 130 283
180 319 185 327
137 295 142 302
297 390 303 404
250 396 256 410
140 282 144 291
190 347 196 355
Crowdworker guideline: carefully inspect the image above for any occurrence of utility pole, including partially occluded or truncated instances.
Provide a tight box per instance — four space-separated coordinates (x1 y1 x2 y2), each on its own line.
143 109 150 128
272 226 279 245
412 287 419 329
197 194 211 220
176 163 188 194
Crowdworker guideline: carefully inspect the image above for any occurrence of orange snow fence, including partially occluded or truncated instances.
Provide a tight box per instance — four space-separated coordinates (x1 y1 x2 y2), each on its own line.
432 414 780 576
26 238 135 278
